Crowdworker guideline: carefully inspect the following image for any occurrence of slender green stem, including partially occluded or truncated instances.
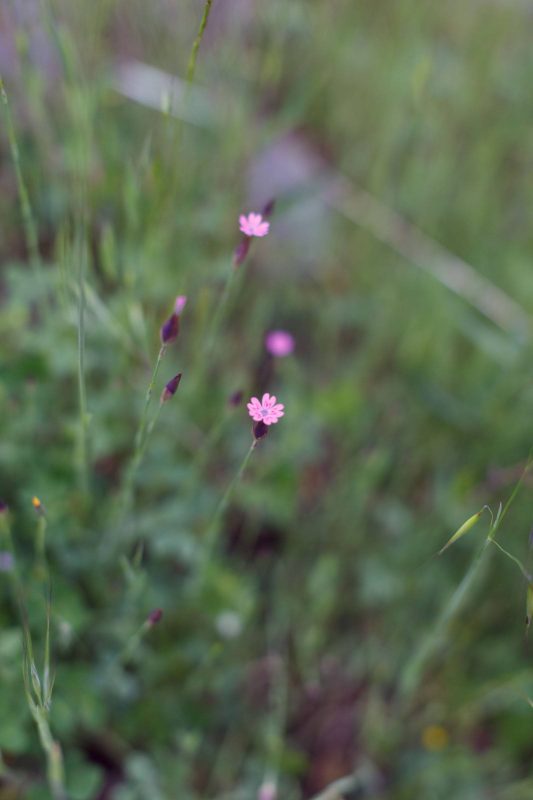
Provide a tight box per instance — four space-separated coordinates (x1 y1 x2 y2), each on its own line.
214 441 256 525
309 774 363 800
490 537 532 582
400 461 532 699
204 263 239 358
77 233 89 496
34 514 50 588
400 541 490 698
32 707 66 800
116 345 167 526
186 0 215 85
199 440 257 577
137 345 167 451
0 78 42 277
1 514 65 800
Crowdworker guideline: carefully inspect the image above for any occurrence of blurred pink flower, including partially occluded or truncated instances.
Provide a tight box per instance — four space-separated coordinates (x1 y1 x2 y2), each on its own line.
257 781 277 800
265 330 294 357
174 295 187 315
247 393 284 425
239 212 270 238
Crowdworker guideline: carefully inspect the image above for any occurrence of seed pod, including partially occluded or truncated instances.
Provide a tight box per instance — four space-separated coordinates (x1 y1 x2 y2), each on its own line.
438 508 487 555
253 420 269 441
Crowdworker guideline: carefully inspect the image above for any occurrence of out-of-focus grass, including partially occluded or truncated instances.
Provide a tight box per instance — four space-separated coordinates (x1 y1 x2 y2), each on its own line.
1 1 533 798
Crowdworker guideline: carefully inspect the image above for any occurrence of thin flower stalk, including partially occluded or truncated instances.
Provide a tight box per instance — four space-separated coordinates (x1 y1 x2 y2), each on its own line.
32 497 49 585
204 209 272 360
117 343 167 522
0 79 42 280
77 227 89 498
186 0 214 86
120 609 164 666
198 440 258 581
198 394 284 581
0 508 65 800
399 461 532 699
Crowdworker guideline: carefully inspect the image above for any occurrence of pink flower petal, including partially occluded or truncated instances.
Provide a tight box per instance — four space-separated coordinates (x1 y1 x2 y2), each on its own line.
265 330 294 357
174 295 187 315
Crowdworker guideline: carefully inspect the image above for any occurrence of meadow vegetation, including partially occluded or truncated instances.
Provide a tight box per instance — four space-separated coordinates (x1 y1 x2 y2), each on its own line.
0 1 533 798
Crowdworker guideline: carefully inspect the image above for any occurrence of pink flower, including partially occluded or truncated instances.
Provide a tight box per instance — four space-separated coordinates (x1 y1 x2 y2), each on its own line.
247 393 284 425
258 781 277 800
265 330 294 358
239 212 270 238
174 295 187 315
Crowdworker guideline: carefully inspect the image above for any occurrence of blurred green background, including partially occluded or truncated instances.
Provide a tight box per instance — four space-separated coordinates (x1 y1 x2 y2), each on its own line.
1 1 533 798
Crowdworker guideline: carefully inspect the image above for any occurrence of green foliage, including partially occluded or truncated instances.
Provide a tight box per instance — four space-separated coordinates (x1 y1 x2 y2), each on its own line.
1 1 533 798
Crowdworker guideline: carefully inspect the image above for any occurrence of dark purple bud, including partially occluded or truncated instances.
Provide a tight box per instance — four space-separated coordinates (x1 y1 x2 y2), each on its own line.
147 608 163 625
0 501 7 514
253 421 269 441
261 198 276 218
233 237 251 267
160 373 182 404
160 313 179 345
229 390 243 407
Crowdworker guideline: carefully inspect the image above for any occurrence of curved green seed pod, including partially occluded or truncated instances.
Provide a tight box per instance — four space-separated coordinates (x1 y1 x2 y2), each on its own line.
438 508 487 556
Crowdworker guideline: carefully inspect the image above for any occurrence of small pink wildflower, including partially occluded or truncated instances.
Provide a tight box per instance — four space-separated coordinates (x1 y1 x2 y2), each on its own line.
265 330 294 358
258 781 277 800
174 295 187 315
239 212 270 238
247 393 284 425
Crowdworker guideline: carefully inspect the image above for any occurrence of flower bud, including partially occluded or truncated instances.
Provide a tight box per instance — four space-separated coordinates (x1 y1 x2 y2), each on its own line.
160 373 182 404
160 313 179 344
261 198 276 218
147 608 163 626
160 296 187 344
0 500 7 514
229 390 243 407
233 237 251 267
